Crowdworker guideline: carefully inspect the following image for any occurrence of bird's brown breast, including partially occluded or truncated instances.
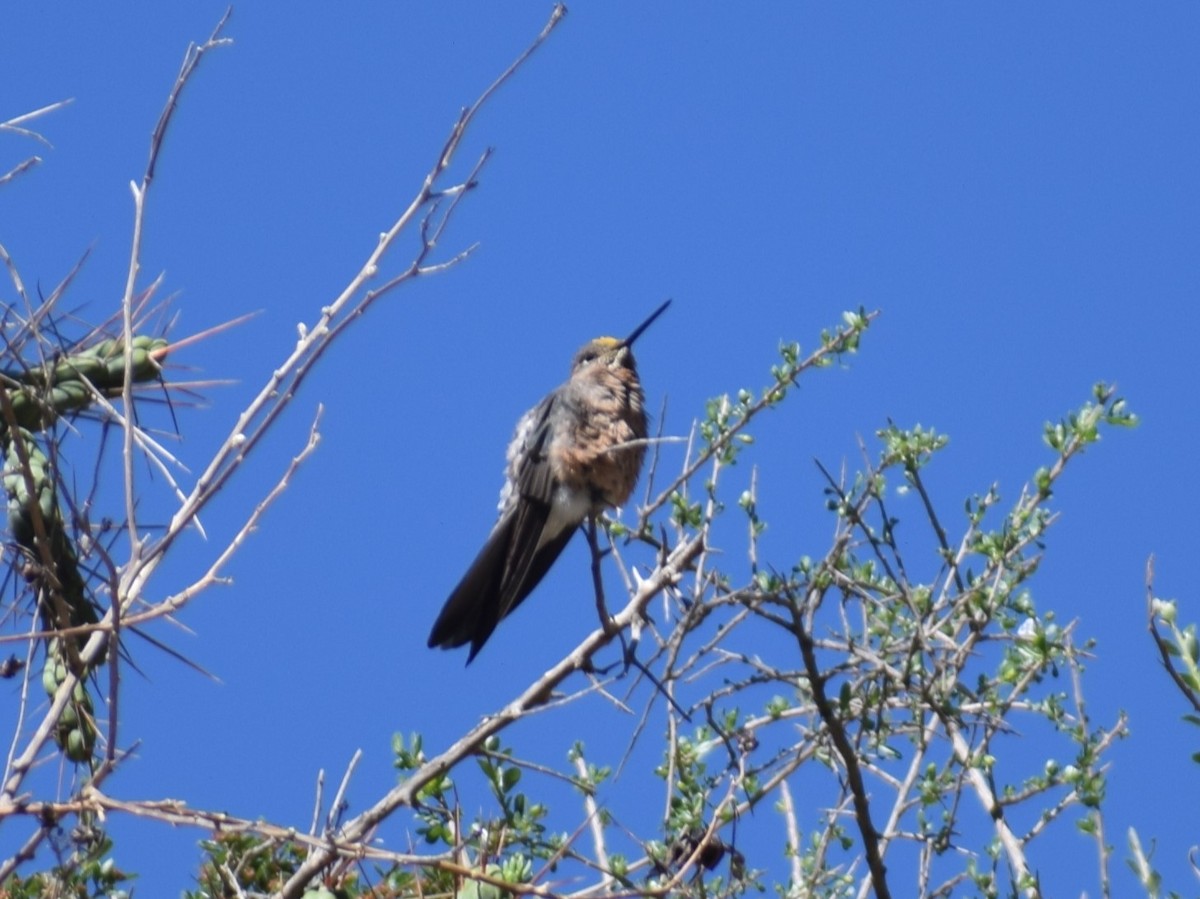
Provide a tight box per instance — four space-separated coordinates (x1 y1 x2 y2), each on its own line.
551 367 647 509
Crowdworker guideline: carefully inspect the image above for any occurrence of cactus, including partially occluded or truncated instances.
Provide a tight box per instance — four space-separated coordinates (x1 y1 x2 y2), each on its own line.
3 335 168 430
2 334 167 764
41 638 98 763
4 426 97 638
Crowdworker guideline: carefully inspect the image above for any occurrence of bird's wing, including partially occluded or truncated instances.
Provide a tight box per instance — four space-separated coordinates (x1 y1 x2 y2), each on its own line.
490 392 564 627
428 391 576 662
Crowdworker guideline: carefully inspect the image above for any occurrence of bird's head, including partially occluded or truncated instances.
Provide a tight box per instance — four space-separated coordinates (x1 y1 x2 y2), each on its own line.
570 299 671 376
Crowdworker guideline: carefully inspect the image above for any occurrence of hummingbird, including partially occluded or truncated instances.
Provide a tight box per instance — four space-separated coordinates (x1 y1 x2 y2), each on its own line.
428 300 670 662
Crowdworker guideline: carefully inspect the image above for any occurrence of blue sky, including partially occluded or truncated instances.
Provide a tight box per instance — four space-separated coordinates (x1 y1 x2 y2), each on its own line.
3 4 1199 895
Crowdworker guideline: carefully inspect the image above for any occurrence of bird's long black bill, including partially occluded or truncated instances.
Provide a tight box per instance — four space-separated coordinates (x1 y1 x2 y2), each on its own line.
621 299 671 348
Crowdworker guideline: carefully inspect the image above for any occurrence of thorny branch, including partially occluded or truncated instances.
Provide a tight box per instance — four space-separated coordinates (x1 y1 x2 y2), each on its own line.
124 4 569 614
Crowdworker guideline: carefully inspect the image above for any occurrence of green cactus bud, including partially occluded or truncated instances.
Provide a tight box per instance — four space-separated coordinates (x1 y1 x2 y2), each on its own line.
64 726 94 763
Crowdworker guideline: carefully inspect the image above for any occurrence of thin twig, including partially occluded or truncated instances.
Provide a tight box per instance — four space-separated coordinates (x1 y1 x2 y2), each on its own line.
572 753 611 890
118 7 233 573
